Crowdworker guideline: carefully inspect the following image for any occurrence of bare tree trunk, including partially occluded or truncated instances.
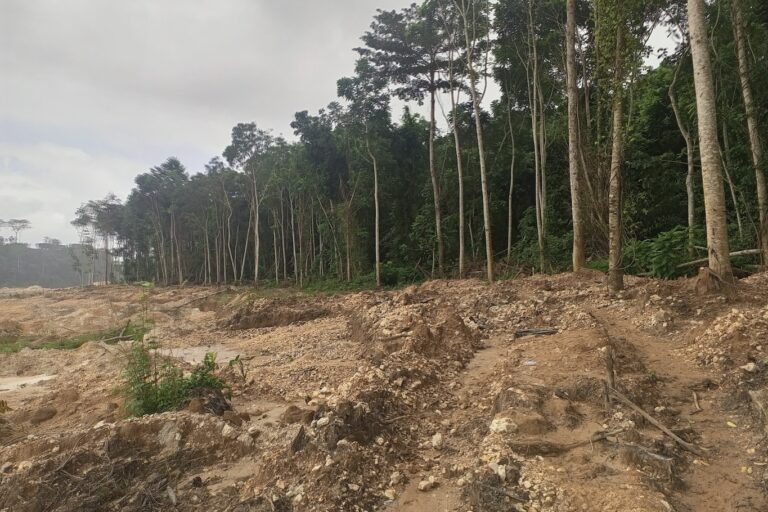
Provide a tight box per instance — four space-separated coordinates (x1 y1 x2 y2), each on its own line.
365 128 382 288
251 171 261 285
567 0 585 271
240 207 252 284
506 100 516 261
272 216 280 285
608 27 625 292
669 55 697 255
527 0 548 272
688 0 734 283
443 9 466 278
732 0 768 264
280 191 288 281
289 193 298 282
428 83 445 276
721 123 744 239
456 0 493 283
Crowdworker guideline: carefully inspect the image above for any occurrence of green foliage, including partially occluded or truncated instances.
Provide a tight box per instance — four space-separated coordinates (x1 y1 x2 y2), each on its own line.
509 208 573 273
624 226 705 278
0 323 151 354
123 344 224 417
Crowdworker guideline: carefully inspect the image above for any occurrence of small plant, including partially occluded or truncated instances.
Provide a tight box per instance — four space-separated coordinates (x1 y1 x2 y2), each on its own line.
228 354 248 381
122 342 225 416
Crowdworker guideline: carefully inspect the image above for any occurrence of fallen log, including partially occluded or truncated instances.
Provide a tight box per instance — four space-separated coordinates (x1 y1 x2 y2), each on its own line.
677 249 761 269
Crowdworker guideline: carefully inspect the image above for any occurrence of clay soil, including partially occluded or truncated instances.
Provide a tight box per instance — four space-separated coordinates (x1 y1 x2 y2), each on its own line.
2 272 768 511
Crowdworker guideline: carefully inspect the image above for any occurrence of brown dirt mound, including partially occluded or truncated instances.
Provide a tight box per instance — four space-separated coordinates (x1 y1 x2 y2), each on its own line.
222 297 330 330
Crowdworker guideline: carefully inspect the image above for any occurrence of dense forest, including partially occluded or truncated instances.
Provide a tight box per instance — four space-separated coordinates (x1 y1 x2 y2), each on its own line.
74 0 768 290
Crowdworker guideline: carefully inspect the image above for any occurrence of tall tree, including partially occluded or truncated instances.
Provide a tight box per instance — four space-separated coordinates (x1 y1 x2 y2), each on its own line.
566 0 585 271
7 219 31 244
359 2 449 275
453 0 494 283
338 58 391 287
731 0 768 264
688 0 734 283
224 122 275 284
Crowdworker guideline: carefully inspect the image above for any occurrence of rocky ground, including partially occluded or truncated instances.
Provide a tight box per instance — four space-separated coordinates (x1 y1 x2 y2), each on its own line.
1 272 768 511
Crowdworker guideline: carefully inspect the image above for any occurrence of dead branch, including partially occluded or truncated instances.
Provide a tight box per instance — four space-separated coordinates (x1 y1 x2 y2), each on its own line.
514 328 558 337
609 387 706 456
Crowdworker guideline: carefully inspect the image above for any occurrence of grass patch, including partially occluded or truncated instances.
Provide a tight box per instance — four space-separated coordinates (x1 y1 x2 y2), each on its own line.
122 342 225 416
0 322 152 354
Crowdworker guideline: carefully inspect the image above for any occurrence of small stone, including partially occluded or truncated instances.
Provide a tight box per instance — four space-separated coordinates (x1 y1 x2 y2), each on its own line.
348 483 360 492
431 433 444 450
741 363 758 373
384 489 396 500
222 423 237 438
390 471 402 485
418 480 433 492
316 416 330 427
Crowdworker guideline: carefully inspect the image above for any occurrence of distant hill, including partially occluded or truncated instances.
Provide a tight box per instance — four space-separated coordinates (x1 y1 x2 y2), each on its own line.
0 243 119 288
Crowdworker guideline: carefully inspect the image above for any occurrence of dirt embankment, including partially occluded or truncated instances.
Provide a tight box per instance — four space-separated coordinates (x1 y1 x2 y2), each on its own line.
1 274 768 511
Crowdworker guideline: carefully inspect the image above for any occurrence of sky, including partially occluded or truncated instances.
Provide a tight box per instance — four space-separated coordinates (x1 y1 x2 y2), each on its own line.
0 0 416 244
0 1 676 245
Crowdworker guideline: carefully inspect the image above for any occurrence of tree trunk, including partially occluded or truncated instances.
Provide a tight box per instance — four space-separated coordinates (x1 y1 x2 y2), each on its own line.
688 0 734 283
608 27 625 293
428 83 445 276
732 0 768 264
669 55 697 255
527 0 548 273
721 123 744 239
506 99 516 261
289 193 298 282
365 129 382 288
448 58 466 278
252 171 261 285
567 0 585 271
459 0 493 283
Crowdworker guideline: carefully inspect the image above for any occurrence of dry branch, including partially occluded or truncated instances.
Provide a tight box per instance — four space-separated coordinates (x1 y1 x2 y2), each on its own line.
609 387 706 456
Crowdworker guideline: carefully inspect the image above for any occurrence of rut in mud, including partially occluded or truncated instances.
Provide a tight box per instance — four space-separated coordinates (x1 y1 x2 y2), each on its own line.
1 273 768 511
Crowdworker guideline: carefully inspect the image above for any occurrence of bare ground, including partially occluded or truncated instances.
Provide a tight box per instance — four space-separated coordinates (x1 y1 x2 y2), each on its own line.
1 272 768 511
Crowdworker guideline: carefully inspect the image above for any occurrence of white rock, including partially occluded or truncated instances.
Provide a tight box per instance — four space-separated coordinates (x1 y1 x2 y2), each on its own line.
417 480 433 492
316 417 330 427
383 489 396 500
431 433 444 450
222 423 237 438
741 362 758 373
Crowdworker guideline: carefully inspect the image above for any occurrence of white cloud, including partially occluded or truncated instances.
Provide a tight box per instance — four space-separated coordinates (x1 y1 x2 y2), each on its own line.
0 142 146 244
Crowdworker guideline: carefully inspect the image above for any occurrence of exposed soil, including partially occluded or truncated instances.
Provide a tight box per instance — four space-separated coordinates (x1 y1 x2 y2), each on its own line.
1 273 768 511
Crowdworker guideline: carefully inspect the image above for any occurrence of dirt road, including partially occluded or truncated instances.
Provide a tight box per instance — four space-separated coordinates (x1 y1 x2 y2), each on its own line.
1 273 767 511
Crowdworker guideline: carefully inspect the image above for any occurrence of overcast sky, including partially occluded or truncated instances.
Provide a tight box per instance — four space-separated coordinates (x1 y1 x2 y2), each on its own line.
0 0 418 244
0 1 676 245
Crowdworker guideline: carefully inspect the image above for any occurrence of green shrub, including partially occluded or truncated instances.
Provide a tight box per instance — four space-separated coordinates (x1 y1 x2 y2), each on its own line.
122 343 224 416
624 225 705 278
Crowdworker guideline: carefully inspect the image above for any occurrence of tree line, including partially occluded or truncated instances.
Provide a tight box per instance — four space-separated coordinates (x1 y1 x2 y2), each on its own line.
75 0 768 290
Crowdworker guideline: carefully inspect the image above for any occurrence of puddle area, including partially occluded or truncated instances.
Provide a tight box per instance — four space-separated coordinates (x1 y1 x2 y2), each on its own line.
0 374 57 393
